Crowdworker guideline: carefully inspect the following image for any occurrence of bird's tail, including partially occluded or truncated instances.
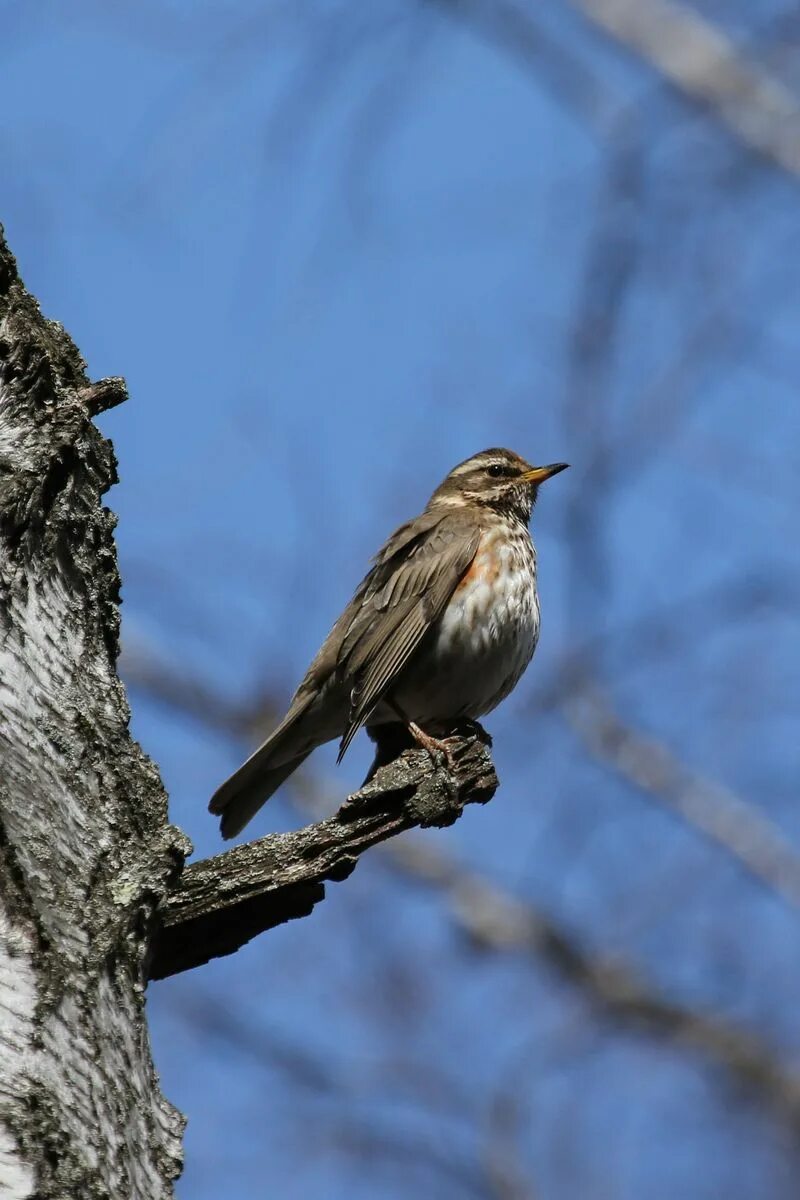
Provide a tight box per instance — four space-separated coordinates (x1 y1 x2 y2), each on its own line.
209 713 313 839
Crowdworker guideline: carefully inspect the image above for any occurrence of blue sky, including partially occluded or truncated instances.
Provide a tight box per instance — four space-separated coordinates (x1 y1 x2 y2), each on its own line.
3 3 799 1197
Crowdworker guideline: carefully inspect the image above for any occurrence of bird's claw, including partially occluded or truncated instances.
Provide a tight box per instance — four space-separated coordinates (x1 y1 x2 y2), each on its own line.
407 721 461 774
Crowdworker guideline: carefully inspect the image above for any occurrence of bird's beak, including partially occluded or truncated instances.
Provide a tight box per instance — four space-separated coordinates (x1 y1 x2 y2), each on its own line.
520 462 570 485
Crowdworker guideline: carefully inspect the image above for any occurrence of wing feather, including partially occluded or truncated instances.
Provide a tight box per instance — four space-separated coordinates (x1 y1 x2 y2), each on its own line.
336 513 480 760
293 508 449 701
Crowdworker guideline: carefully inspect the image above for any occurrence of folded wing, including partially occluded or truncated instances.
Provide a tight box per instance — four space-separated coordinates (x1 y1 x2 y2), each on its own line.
335 510 480 759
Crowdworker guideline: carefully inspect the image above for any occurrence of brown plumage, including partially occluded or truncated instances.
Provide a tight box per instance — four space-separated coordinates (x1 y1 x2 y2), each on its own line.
209 448 568 837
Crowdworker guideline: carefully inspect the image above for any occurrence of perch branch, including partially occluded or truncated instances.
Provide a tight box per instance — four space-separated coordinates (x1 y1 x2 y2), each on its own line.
149 728 497 980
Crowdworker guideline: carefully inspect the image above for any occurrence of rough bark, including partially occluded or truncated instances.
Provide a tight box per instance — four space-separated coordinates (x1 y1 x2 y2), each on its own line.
150 730 497 980
0 226 190 1199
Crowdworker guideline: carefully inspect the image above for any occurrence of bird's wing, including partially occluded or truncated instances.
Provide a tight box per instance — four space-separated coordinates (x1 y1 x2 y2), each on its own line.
334 509 481 760
289 508 456 702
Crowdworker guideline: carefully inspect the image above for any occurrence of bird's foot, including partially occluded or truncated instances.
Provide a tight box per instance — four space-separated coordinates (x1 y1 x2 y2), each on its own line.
407 721 459 772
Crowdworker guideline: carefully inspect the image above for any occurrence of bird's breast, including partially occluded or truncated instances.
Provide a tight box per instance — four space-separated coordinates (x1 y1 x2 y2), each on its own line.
398 522 540 721
438 524 539 659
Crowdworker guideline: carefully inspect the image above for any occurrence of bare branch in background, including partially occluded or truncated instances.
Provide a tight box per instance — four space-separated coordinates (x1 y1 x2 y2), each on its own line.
483 1082 538 1200
562 683 800 907
430 0 622 132
569 0 800 176
375 831 800 1134
435 0 800 177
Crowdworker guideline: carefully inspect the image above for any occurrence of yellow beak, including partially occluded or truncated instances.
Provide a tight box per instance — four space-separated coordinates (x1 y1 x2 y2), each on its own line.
521 462 570 485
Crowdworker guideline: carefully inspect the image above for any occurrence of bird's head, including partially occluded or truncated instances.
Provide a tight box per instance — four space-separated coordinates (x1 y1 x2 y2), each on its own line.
429 448 569 523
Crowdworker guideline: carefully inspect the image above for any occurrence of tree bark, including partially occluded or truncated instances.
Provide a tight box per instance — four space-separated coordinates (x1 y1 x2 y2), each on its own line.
0 226 189 1199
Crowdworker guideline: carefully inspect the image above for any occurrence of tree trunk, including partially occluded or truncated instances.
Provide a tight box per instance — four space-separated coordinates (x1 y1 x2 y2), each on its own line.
0 226 189 1199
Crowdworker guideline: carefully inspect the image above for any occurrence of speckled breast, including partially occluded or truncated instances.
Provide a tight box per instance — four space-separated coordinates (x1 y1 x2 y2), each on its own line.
395 520 540 722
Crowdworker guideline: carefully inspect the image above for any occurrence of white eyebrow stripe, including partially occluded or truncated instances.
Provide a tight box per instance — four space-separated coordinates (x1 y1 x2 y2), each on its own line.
450 457 502 476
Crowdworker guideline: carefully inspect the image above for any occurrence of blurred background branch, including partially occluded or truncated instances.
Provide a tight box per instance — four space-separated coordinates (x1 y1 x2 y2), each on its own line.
571 0 800 174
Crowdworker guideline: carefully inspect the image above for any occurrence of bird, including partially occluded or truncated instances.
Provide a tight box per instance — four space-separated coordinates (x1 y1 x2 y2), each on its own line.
209 448 568 838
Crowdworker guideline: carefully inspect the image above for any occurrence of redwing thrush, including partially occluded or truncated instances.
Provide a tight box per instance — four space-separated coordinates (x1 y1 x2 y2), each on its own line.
210 448 568 837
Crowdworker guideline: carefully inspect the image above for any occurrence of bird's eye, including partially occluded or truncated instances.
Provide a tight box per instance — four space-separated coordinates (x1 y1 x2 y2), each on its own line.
486 464 509 478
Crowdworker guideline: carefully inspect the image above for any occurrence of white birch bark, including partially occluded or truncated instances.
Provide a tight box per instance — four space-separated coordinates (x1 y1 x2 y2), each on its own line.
0 227 190 1200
